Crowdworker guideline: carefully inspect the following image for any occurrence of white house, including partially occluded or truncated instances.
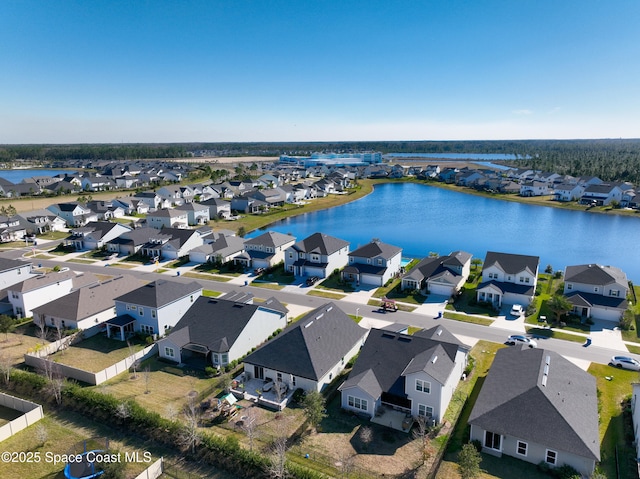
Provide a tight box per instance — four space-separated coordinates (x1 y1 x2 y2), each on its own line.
242 302 367 396
32 275 143 336
67 221 131 250
146 209 189 229
139 228 205 260
174 202 210 226
476 251 539 308
235 231 296 270
8 270 97 318
401 251 472 296
341 240 402 287
158 295 288 367
339 326 468 428
563 264 629 322
47 202 98 227
469 347 599 477
0 258 36 291
284 232 350 279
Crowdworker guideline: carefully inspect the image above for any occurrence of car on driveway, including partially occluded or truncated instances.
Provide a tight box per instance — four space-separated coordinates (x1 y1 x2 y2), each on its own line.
609 356 640 371
510 304 524 316
506 335 537 348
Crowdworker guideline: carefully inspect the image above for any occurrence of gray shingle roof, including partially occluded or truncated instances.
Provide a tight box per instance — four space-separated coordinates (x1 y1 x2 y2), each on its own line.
0 257 31 273
115 279 201 308
348 240 401 260
244 302 366 381
245 231 296 248
32 276 144 321
292 232 349 256
468 347 600 461
340 327 460 399
163 296 283 353
484 251 539 275
565 264 627 288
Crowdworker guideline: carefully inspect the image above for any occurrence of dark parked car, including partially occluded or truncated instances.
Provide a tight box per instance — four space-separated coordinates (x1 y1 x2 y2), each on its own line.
306 276 319 286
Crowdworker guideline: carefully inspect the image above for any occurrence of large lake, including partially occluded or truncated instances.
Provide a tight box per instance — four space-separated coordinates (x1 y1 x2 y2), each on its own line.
0 169 76 183
251 182 640 281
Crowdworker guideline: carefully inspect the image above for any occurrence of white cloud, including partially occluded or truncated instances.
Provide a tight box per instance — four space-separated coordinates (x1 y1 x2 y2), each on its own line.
512 109 533 116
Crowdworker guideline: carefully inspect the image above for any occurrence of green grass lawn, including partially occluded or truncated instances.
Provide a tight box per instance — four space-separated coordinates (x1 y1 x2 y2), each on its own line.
99 357 223 418
315 273 356 293
50 335 146 372
66 258 97 264
372 281 427 304
589 363 638 479
183 271 232 282
202 289 223 297
251 281 285 290
525 326 587 344
442 311 493 326
307 289 346 300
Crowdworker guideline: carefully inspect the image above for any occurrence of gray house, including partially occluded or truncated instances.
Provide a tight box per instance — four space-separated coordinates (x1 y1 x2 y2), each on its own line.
401 251 472 296
469 347 599 476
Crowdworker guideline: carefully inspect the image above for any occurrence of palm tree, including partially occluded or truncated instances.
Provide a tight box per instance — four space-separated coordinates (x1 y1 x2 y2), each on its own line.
547 295 573 323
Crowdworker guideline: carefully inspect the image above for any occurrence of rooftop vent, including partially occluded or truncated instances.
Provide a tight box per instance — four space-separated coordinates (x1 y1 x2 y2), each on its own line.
304 321 314 328
431 355 438 364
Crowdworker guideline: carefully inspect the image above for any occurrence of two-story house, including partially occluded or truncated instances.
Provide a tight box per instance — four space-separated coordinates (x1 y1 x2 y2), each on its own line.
235 231 296 270
339 326 468 429
579 183 624 206
563 264 629 322
0 258 35 292
476 251 539 308
341 240 402 287
284 232 350 279
174 202 210 226
401 251 472 297
47 202 98 227
146 208 189 229
109 279 202 339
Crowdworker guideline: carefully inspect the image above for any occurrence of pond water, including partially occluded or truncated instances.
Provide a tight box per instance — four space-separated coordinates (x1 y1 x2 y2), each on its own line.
0 169 77 183
251 182 640 281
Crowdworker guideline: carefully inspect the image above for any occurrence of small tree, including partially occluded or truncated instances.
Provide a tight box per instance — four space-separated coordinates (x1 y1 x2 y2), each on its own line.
359 425 373 451
302 390 327 432
241 406 259 451
34 424 48 447
115 401 131 422
180 394 201 454
143 365 151 394
412 415 433 467
127 340 139 379
0 314 13 341
41 360 64 405
547 295 573 323
458 443 482 479
268 435 288 479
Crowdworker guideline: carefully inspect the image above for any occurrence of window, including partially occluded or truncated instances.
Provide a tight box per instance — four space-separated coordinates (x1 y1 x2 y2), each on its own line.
292 376 296 386
347 396 368 411
138 308 144 316
164 347 175 358
545 449 557 465
418 404 433 417
517 441 527 456
567 283 573 290
484 431 501 451
610 289 619 297
288 252 293 258
299 252 304 259
151 309 156 318
141 325 154 335
519 276 525 283
416 379 430 394
213 353 219 364
377 258 383 265
130 305 137 310
221 353 228 364
367 258 371 264
277 372 282 382
525 277 530 283
594 287 599 293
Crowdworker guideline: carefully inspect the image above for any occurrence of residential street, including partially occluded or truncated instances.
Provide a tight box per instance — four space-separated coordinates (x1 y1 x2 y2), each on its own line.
5 242 634 372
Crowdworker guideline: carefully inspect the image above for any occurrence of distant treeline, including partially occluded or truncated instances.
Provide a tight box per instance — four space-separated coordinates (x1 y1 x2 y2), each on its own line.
2 139 640 183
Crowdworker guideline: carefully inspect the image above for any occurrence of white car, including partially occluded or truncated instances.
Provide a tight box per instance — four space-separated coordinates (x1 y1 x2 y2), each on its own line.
609 356 640 371
506 335 537 348
510 304 524 316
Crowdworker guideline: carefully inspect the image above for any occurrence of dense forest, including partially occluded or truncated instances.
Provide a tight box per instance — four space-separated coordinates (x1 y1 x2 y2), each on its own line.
2 139 640 183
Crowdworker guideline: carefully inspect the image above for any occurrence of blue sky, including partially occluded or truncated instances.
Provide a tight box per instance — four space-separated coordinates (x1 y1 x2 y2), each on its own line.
2 0 639 143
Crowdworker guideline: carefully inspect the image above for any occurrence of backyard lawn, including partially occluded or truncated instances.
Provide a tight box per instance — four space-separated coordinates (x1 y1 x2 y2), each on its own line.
49 334 146 372
98 357 223 417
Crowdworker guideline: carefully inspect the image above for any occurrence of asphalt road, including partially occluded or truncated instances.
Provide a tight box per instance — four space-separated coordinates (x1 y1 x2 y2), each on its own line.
4 245 632 368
